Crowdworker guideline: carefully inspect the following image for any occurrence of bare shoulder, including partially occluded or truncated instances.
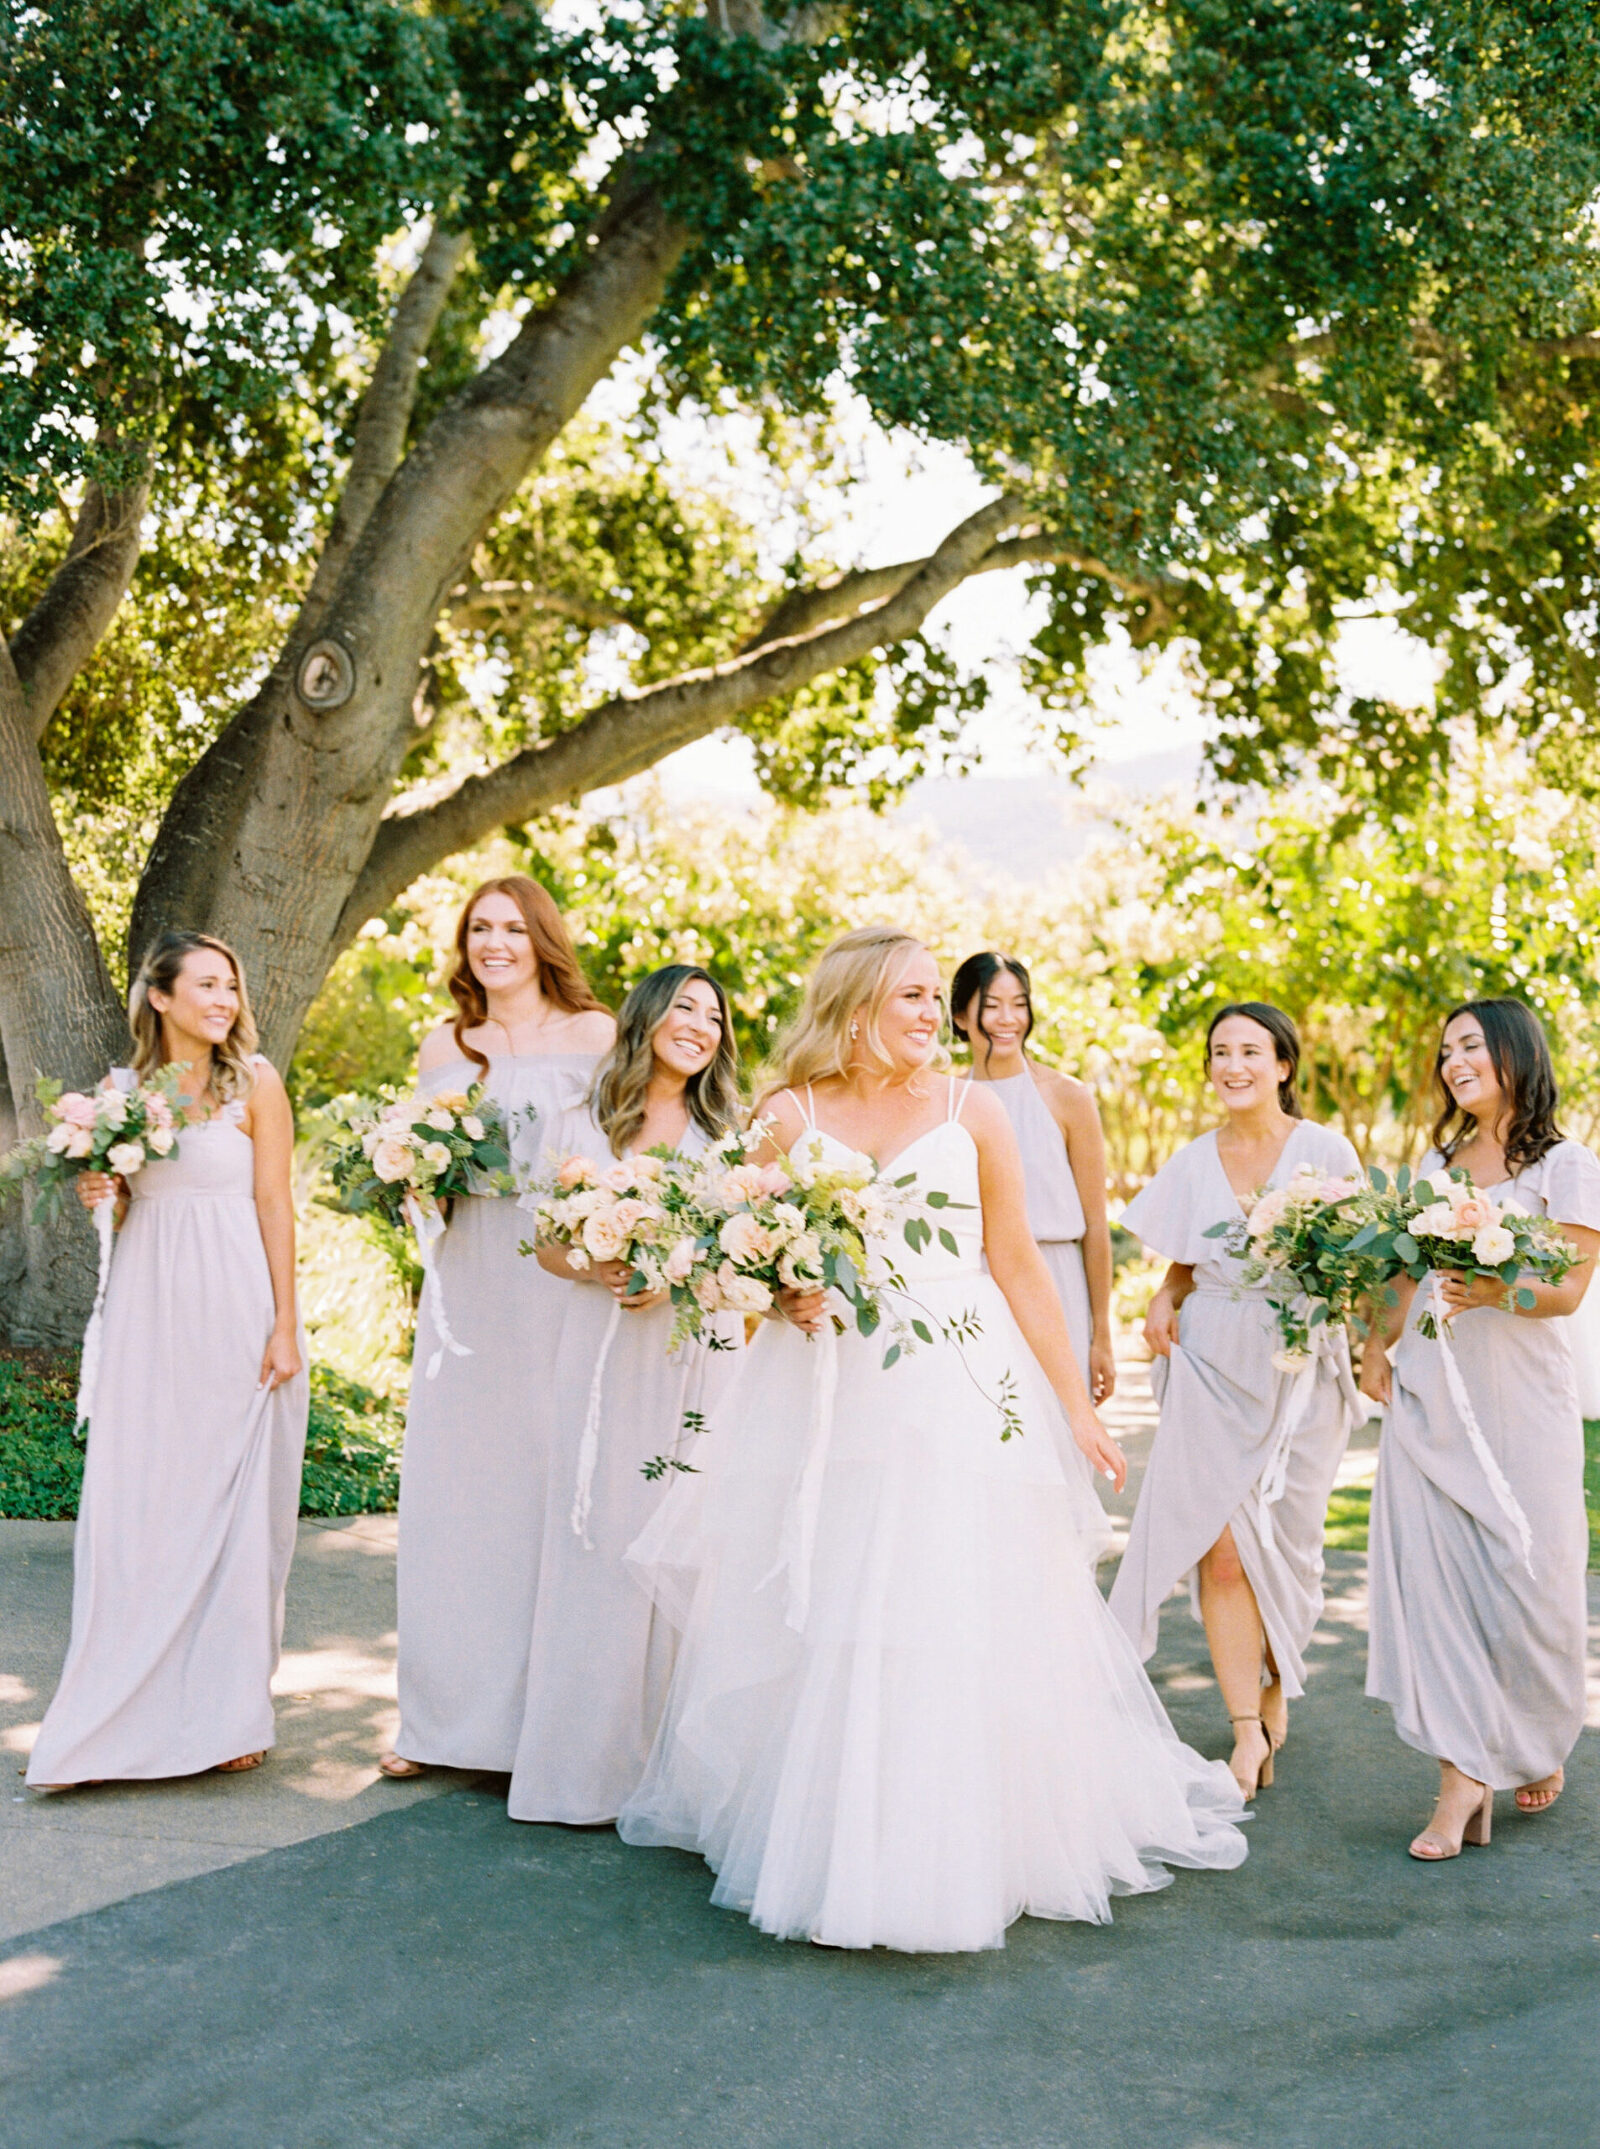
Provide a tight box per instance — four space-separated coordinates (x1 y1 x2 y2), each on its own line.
246 1054 288 1101
753 1087 807 1147
1031 1062 1099 1127
956 1080 1012 1142
566 1007 617 1052
417 1023 464 1074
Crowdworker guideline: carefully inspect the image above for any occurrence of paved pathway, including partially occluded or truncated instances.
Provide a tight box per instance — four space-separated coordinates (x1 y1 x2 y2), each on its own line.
1 1361 1596 2146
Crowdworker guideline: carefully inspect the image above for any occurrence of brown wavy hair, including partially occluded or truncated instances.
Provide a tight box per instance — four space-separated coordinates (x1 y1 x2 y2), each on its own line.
447 876 601 1076
1431 998 1564 1176
592 966 744 1157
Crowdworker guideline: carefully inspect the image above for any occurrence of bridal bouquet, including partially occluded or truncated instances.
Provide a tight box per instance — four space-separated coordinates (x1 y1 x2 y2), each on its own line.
0 1068 184 1423
323 1084 516 1377
1354 1163 1577 1339
523 1148 707 1304
323 1084 514 1227
1204 1163 1388 1368
0 1069 182 1222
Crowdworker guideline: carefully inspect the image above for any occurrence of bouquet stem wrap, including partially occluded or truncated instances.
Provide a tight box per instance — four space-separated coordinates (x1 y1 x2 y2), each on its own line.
1429 1272 1536 1578
762 1327 839 1633
75 1195 116 1429
406 1194 472 1381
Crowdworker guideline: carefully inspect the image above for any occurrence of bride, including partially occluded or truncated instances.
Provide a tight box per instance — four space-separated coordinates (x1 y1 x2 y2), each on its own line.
617 927 1248 1952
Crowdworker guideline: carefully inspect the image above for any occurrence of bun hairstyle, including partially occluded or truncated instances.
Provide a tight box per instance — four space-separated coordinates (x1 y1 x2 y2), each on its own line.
447 875 601 1077
129 930 259 1102
950 950 1034 1069
1431 997 1564 1176
772 926 948 1091
591 965 743 1158
1205 1001 1304 1118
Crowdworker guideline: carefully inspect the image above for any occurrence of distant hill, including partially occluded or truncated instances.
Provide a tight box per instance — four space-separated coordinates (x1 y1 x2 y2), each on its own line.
895 749 1202 883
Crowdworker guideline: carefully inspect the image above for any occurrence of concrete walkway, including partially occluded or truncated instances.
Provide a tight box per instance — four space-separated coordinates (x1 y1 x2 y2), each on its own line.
2 1363 1596 2147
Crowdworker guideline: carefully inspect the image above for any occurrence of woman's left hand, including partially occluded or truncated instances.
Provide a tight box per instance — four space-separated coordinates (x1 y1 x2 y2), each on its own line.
1089 1336 1117 1404
1437 1270 1513 1317
614 1282 666 1312
259 1325 303 1391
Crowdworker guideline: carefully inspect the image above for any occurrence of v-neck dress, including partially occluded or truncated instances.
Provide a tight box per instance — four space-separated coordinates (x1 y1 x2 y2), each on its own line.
1366 1141 1600 1787
618 1087 1247 1952
509 1114 744 1825
1108 1121 1365 1697
28 1085 309 1785
394 1049 601 1771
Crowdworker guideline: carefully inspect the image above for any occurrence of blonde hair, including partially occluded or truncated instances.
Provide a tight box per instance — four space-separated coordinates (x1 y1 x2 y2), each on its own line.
772 926 949 1091
129 930 259 1103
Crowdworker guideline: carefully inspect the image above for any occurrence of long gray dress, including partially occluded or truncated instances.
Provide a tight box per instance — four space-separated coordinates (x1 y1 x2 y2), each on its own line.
394 1050 600 1771
28 1090 309 1785
1109 1120 1365 1696
1367 1140 1600 1788
986 1068 1093 1374
508 1115 744 1824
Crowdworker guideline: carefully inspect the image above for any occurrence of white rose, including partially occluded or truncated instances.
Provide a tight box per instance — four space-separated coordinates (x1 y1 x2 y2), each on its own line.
426 1106 455 1132
567 1247 591 1273
65 1128 95 1159
601 1160 638 1194
461 1115 485 1142
147 1124 175 1155
371 1134 415 1183
1472 1224 1515 1267
96 1093 128 1129
1424 1170 1459 1202
45 1123 76 1154
1409 1202 1458 1238
719 1212 774 1264
582 1210 625 1260
717 1261 772 1314
107 1141 146 1176
420 1141 452 1173
778 1234 824 1287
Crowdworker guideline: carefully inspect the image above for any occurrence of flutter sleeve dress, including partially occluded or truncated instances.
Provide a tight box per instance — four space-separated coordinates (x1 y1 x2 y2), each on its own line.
393 1049 600 1772
1108 1120 1366 1698
508 1115 744 1825
27 1075 309 1785
1366 1140 1600 1788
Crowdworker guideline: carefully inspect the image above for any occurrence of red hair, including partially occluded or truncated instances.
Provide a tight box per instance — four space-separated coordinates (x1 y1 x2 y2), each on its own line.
448 876 600 1075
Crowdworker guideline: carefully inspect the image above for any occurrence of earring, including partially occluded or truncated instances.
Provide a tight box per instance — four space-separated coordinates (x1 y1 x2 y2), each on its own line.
849 1021 859 1039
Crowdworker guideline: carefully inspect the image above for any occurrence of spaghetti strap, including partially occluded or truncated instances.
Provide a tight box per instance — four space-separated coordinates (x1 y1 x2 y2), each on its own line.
947 1078 972 1126
779 1087 818 1130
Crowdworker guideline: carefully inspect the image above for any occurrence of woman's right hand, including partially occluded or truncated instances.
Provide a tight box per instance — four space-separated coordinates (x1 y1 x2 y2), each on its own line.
1142 1288 1182 1359
776 1285 829 1336
588 1256 633 1291
76 1172 118 1211
1357 1341 1392 1407
1073 1411 1127 1494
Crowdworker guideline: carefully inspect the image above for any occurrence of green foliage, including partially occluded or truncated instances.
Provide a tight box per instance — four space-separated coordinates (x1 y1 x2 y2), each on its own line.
1323 1482 1371 1555
1586 1418 1600 1572
0 1354 402 1519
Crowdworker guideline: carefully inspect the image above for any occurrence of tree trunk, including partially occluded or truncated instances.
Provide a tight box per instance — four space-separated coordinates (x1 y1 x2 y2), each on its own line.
0 644 127 1344
130 186 691 1064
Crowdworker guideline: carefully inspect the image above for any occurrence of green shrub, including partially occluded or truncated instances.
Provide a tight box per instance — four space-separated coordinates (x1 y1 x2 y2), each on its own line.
0 1355 402 1520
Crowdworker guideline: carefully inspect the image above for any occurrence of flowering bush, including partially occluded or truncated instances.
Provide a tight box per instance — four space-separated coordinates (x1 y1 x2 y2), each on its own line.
323 1084 514 1228
1358 1163 1579 1338
0 1071 181 1221
1205 1164 1388 1368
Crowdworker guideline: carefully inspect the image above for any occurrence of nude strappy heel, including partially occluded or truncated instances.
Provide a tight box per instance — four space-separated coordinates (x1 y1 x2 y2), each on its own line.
1409 1783 1492 1861
1228 1713 1274 1795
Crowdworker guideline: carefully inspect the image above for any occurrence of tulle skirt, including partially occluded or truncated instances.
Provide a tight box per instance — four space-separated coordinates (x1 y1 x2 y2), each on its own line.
618 1280 1248 1952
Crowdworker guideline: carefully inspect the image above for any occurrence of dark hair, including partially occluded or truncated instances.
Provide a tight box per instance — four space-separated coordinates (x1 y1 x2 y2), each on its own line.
1205 1002 1303 1118
592 966 743 1157
950 951 1034 1069
447 875 601 1076
1431 998 1563 1175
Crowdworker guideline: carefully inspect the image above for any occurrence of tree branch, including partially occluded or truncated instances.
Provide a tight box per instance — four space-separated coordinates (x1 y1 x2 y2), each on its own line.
744 530 1182 650
447 579 628 635
334 494 1022 948
299 222 470 633
8 459 153 743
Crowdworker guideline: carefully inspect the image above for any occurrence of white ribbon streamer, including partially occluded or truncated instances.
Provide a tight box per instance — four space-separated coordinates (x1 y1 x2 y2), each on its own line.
407 1193 472 1381
1254 1313 1338 1552
571 1297 623 1548
1431 1271 1536 1578
74 1067 136 1428
761 1326 839 1633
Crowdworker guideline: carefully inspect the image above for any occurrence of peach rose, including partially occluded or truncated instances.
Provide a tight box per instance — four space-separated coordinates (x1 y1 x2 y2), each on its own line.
582 1209 626 1260
556 1154 596 1190
371 1134 415 1183
719 1212 775 1265
716 1261 772 1314
664 1238 697 1284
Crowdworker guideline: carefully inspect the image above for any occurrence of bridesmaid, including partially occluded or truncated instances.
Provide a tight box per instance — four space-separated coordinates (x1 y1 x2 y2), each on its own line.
951 951 1116 1404
1360 999 1599 1860
29 931 307 1789
382 876 614 1779
509 965 745 1825
1108 1003 1364 1797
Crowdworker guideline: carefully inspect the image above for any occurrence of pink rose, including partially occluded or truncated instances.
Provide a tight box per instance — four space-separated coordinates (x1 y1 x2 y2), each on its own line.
53 1092 98 1129
719 1212 775 1265
664 1238 697 1284
556 1155 596 1190
1454 1197 1492 1233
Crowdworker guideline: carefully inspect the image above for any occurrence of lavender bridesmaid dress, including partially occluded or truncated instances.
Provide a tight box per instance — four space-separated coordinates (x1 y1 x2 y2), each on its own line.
28 1083 309 1785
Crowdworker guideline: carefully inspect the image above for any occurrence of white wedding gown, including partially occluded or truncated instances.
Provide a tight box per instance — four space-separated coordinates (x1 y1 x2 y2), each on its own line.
617 1088 1248 1951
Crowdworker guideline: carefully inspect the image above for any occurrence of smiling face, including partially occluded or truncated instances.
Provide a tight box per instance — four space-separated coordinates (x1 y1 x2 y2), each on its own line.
148 947 241 1058
1439 1012 1505 1123
651 976 724 1082
963 967 1031 1064
859 946 944 1075
465 891 539 998
1207 1014 1291 1115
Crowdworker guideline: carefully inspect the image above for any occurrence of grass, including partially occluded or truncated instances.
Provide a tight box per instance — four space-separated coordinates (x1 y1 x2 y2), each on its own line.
1326 1424 1600 1569
1587 1418 1600 1572
0 1352 403 1520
